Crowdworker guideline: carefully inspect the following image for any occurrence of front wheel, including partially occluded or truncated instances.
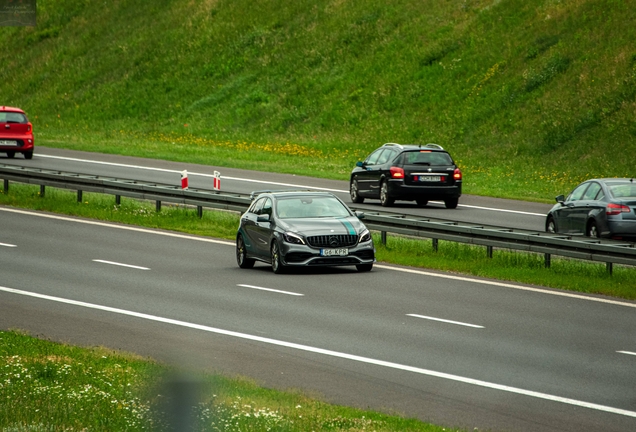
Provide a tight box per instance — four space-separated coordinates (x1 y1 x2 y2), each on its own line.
380 182 394 207
236 234 255 269
586 221 600 238
350 178 364 203
416 199 428 207
356 263 373 272
271 240 286 274
546 216 557 233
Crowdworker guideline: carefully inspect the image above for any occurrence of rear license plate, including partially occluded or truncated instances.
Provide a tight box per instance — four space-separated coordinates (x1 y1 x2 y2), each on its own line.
320 248 348 256
0 140 18 146
418 175 440 182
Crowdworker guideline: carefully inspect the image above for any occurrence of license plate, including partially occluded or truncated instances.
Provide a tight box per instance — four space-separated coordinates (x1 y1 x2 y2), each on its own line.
0 140 18 146
418 175 440 182
320 248 348 256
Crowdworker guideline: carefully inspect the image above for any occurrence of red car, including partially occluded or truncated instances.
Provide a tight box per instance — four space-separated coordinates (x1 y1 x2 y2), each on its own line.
0 106 34 159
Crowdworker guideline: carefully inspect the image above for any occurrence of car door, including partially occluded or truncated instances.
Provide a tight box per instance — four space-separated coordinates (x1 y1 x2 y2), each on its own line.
557 183 590 233
571 181 603 234
356 148 387 198
253 197 274 257
242 197 265 257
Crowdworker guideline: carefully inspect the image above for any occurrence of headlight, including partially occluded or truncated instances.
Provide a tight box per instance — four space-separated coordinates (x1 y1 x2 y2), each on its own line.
358 229 371 243
283 232 305 245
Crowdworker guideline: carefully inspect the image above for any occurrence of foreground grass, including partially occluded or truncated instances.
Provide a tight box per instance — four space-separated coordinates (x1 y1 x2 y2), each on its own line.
2 183 635 299
0 330 454 432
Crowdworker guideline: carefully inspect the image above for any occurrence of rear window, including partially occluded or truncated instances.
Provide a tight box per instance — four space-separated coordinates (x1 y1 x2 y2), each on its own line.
403 151 452 166
0 112 28 123
608 183 636 199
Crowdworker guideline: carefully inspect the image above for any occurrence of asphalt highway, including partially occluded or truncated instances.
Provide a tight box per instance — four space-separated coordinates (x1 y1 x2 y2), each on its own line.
1 204 636 431
1 148 635 431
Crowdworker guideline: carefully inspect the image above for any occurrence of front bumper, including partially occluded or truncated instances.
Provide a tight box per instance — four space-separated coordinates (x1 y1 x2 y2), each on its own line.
279 240 375 267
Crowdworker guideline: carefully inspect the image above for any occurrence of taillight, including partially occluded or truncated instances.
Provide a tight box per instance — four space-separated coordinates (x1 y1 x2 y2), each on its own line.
27 123 32 132
606 203 631 215
453 168 462 180
390 166 405 179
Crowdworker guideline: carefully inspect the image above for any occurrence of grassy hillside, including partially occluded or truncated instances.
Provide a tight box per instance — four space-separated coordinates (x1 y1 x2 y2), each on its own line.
1 0 635 201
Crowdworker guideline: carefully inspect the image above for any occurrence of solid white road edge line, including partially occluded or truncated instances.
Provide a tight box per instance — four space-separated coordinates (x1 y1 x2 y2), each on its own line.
93 259 150 270
237 284 304 296
36 154 544 216
2 206 634 309
618 351 636 356
407 314 484 328
0 242 17 247
1 284 635 419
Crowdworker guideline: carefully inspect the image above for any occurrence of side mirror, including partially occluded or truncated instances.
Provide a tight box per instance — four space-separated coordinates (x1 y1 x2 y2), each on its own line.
356 161 365 168
355 211 365 219
555 195 565 204
257 214 270 223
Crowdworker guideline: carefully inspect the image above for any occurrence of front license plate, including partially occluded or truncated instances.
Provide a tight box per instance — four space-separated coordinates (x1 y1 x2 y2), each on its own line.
321 248 348 256
418 175 440 182
0 140 18 146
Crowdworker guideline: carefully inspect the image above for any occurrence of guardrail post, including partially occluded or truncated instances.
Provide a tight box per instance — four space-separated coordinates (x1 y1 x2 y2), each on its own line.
607 262 613 275
40 185 45 197
3 179 8 192
545 253 551 268
116 195 121 206
77 190 83 202
432 238 438 252
381 231 387 245
197 206 203 218
156 200 162 212
487 245 493 258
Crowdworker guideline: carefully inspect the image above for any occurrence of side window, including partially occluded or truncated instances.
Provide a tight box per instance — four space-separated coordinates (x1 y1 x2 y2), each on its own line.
567 184 589 202
261 198 272 216
250 197 266 215
376 149 394 165
582 182 601 201
365 149 385 166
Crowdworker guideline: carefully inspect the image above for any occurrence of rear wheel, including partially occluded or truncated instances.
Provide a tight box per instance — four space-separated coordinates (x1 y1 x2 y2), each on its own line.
350 178 364 203
23 151 33 160
271 240 286 274
546 216 557 233
444 198 459 209
380 182 394 207
586 221 600 238
6 151 15 159
236 234 255 269
356 263 373 272
415 199 428 207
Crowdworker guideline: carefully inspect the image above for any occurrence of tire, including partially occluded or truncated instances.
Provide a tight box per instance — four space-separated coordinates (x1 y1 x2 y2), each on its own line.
350 177 364 203
586 221 600 238
415 199 428 207
23 151 33 160
356 263 373 272
546 216 557 233
380 181 394 207
271 240 286 274
444 198 459 209
6 151 15 159
236 234 255 269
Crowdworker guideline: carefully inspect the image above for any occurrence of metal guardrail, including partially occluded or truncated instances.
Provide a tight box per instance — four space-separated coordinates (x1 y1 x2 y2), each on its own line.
2 164 635 273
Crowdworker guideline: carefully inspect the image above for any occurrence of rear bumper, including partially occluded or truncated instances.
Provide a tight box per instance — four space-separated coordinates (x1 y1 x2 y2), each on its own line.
607 219 636 239
0 136 34 152
387 179 462 200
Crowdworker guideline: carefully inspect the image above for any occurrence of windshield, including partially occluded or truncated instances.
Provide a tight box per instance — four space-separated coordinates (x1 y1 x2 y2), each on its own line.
608 182 636 199
276 196 351 219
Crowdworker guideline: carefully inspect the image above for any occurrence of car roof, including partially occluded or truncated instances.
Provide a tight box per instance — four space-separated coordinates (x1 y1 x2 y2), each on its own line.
586 178 635 184
382 142 446 152
0 106 26 113
250 190 336 200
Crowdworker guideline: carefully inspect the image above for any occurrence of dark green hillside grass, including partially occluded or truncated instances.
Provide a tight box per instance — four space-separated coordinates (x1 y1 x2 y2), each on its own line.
1 0 635 201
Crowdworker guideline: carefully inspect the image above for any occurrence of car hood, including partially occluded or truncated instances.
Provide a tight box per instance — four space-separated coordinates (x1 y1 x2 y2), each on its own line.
278 217 366 236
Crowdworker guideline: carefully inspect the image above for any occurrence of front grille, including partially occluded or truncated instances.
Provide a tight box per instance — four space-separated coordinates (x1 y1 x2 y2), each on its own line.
307 234 358 248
